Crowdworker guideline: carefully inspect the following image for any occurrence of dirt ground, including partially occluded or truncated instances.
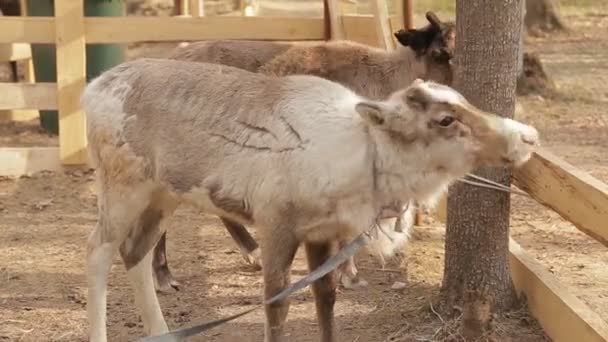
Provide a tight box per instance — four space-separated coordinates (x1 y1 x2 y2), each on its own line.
1 3 607 342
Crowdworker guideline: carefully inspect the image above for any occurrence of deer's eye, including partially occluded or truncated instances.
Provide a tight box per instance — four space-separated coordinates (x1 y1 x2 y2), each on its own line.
438 116 455 127
431 49 450 63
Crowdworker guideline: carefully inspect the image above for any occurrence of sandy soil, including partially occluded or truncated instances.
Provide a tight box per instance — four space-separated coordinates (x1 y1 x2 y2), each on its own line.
1 3 607 342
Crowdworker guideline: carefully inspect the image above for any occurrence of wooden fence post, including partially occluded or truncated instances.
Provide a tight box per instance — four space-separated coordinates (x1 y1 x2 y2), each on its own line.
403 0 413 29
190 0 204 17
324 0 345 40
54 0 87 165
370 0 394 50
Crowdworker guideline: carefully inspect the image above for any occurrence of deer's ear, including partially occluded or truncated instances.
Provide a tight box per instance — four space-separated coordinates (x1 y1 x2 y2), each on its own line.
356 101 389 127
425 11 443 29
394 28 432 54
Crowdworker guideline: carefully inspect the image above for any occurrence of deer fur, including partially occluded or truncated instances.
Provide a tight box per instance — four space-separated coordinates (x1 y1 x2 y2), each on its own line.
150 11 457 291
82 57 538 342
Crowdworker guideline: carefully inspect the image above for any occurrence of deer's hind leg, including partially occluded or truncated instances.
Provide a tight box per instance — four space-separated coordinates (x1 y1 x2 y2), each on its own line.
221 217 261 269
152 232 182 292
119 191 179 338
87 183 176 342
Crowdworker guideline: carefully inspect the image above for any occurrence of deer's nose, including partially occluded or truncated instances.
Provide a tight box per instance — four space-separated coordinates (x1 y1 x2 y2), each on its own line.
521 127 540 146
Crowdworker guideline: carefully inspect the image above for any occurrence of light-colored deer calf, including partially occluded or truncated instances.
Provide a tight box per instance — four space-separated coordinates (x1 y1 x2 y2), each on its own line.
82 58 538 342
152 11 456 291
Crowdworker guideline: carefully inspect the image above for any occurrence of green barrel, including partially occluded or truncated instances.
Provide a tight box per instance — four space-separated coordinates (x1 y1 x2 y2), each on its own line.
26 0 126 134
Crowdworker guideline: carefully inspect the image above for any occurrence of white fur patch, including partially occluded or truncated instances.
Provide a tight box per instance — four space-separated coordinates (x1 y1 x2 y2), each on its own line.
502 118 539 146
82 77 129 114
418 81 465 105
364 204 414 262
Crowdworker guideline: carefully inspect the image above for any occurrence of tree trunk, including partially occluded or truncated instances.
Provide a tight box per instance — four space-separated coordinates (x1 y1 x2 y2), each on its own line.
440 0 523 339
525 0 567 33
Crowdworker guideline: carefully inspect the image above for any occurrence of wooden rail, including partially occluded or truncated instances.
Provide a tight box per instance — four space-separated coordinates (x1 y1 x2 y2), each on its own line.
0 83 57 110
0 15 405 44
510 239 608 342
513 148 608 247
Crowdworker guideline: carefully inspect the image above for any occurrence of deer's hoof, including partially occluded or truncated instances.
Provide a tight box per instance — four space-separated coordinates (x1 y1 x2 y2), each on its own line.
243 248 263 270
154 269 182 293
340 274 369 290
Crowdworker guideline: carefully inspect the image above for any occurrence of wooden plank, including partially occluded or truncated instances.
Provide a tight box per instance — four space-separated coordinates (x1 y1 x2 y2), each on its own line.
393 0 405 30
19 0 27 15
325 0 345 40
0 147 62 177
369 0 394 50
190 0 205 17
0 15 398 44
0 109 39 122
509 238 608 342
0 43 32 62
0 17 55 43
513 148 608 247
54 0 87 165
342 15 386 46
85 16 326 43
176 0 190 15
0 83 57 110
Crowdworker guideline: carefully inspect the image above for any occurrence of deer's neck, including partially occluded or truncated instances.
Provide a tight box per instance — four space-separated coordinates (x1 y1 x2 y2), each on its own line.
382 46 427 92
370 129 452 209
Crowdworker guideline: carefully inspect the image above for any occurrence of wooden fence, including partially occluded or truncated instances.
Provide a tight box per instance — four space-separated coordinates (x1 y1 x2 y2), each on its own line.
0 0 401 166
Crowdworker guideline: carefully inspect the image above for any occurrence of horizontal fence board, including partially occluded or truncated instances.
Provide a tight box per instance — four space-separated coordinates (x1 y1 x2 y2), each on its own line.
0 83 57 110
0 17 54 43
0 15 401 44
85 16 326 43
510 239 608 342
513 148 608 247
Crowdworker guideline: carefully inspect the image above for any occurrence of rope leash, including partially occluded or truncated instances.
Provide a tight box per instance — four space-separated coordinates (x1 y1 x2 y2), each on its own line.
459 173 530 197
140 233 370 342
140 174 528 341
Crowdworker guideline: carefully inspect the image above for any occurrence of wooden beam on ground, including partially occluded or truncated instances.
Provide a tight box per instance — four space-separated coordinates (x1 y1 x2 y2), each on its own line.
0 147 61 177
54 0 87 165
0 83 56 110
509 238 608 342
325 0 345 40
84 16 325 43
369 0 394 50
513 148 608 247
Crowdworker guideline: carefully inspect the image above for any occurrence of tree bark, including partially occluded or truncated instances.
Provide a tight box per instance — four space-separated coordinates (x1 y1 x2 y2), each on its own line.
440 0 523 339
